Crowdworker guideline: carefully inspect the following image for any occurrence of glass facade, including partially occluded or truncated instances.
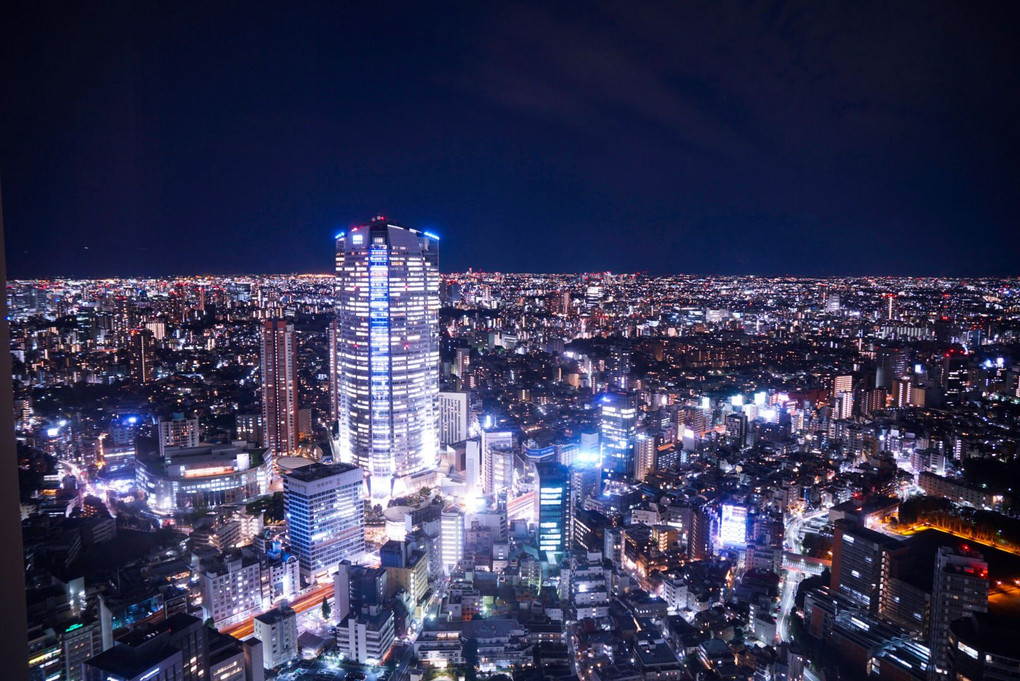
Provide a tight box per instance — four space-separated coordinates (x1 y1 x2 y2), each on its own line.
334 218 440 498
536 462 570 563
599 392 637 479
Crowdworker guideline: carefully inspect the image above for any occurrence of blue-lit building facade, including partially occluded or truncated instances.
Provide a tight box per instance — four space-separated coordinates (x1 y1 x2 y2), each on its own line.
536 462 571 563
284 463 365 580
599 392 637 480
334 217 441 499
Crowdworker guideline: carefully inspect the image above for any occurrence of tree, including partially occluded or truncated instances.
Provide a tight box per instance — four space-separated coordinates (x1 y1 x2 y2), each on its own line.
321 596 331 621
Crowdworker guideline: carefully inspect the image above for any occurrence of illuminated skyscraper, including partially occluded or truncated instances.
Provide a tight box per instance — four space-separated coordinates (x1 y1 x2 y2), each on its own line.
260 319 297 460
334 217 440 499
599 392 637 479
536 462 570 563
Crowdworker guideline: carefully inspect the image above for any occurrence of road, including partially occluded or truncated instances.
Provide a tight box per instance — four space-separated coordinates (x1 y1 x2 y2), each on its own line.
777 508 828 643
389 642 415 681
223 582 334 639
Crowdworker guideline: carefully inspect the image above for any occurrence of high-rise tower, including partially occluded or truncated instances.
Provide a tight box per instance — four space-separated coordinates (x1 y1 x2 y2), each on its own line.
261 319 297 461
600 392 637 479
334 217 440 499
928 546 988 679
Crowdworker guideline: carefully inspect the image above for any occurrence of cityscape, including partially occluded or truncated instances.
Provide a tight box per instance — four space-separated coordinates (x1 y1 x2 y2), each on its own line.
4 3 1020 681
10 227 1020 681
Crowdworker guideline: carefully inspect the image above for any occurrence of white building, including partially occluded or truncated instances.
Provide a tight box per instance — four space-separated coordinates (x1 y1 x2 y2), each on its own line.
157 414 199 459
565 552 611 624
335 605 396 665
438 392 469 446
263 552 300 603
198 549 264 628
440 507 464 573
253 606 298 669
482 430 514 495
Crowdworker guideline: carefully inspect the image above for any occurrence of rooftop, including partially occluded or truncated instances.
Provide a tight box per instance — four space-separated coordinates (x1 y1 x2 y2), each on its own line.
284 462 360 482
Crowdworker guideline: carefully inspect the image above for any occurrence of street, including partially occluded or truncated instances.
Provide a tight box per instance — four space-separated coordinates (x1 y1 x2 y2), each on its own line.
777 508 828 643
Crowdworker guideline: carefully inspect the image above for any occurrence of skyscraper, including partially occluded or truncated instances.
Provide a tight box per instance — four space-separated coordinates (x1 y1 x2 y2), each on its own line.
334 217 440 499
260 320 297 460
536 461 570 563
928 546 988 679
876 346 910 392
129 328 155 384
829 520 905 613
600 392 637 479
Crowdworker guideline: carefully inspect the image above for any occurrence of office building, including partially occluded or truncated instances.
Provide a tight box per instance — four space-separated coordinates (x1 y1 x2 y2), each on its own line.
724 412 748 446
380 540 429 616
84 641 182 681
235 413 262 446
830 521 906 613
600 392 637 479
438 391 469 446
687 505 712 561
253 606 297 670
929 547 988 679
283 463 365 579
606 344 631 390
332 563 352 623
536 462 570 563
453 347 470 380
328 318 340 421
334 217 440 499
260 319 297 460
63 619 104 681
876 346 911 391
83 614 215 681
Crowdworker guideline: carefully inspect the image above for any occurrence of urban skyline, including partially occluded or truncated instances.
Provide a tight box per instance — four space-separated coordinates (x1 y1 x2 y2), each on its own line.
3 3 1020 279
6 3 1020 681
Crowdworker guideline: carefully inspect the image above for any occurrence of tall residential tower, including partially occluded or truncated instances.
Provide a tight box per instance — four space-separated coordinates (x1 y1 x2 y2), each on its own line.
334 217 440 499
260 319 297 460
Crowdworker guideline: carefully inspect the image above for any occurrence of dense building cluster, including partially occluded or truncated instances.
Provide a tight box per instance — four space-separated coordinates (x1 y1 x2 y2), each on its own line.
12 225 1020 681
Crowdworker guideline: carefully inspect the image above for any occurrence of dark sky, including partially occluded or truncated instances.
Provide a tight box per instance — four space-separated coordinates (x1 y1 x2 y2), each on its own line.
2 2 1019 278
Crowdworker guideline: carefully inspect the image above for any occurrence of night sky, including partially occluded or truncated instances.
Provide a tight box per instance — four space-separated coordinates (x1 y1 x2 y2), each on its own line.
2 2 1019 278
